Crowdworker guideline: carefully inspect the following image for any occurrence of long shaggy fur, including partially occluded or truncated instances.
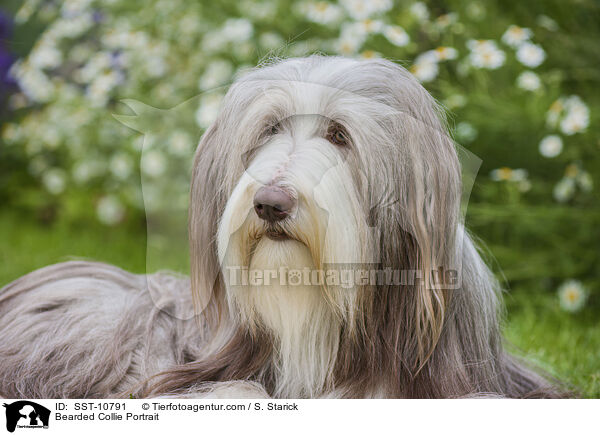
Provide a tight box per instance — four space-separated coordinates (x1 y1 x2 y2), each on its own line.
0 56 566 398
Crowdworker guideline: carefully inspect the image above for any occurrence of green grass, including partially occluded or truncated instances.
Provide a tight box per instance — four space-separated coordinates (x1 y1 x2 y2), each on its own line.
1 211 598 397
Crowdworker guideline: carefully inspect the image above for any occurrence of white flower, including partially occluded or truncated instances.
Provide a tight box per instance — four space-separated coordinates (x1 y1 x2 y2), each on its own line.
382 25 409 47
86 71 121 107
240 0 277 20
340 0 389 20
368 0 393 15
141 150 166 177
75 52 112 84
73 160 103 184
335 22 367 54
553 177 575 202
516 42 546 68
42 168 67 195
110 153 133 179
359 50 380 59
539 135 563 158
432 46 458 61
303 2 343 24
518 179 531 192
444 94 467 109
50 14 93 39
516 71 541 91
357 18 384 34
410 52 438 82
466 2 486 20
576 171 594 192
434 13 458 30
455 122 477 143
198 60 233 91
97 195 125 226
221 18 254 43
1 124 23 144
577 171 593 192
510 168 528 182
202 30 228 53
410 2 429 22
501 25 532 47
490 167 527 182
61 0 93 17
537 15 558 31
9 61 55 103
558 280 587 312
467 40 505 69
29 41 63 70
195 93 224 129
549 96 590 135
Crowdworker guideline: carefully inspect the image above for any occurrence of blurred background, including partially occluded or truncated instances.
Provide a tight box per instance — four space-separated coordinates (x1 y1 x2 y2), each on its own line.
0 0 598 396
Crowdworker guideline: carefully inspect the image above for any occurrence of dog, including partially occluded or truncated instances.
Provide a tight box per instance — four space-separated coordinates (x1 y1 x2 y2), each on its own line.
0 56 565 398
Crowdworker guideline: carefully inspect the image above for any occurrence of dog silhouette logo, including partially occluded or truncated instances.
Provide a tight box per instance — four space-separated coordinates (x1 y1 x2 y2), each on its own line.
3 401 50 432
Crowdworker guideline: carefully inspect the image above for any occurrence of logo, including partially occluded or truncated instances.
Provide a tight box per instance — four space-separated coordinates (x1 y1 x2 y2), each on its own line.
3 401 50 433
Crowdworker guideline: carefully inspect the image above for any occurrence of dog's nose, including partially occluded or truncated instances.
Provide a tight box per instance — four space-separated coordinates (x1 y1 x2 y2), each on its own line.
253 186 294 222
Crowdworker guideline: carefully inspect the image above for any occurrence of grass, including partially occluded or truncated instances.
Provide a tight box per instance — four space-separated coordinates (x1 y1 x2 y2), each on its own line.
1 211 598 397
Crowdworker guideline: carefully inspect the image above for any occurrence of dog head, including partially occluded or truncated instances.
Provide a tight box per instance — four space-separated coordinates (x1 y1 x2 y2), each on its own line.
190 56 462 363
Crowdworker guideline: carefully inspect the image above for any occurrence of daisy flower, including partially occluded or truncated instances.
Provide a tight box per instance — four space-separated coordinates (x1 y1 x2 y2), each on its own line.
42 168 67 195
577 171 593 192
335 22 367 55
501 25 532 47
339 0 371 20
516 71 541 91
357 18 384 34
410 51 438 82
434 13 458 29
433 46 458 61
553 177 575 202
558 280 587 312
516 42 546 68
538 135 563 158
382 25 409 47
410 2 429 22
360 50 380 59
303 1 343 25
547 96 590 134
546 98 564 128
467 39 505 69
490 167 528 182
561 97 590 135
221 18 254 43
198 59 233 91
455 121 477 143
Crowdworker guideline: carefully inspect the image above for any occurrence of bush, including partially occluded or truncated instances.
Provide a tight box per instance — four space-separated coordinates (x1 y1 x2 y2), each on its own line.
0 0 598 306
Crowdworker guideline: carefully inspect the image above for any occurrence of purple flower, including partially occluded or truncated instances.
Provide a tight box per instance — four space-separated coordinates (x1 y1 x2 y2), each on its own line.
0 49 16 88
0 10 16 91
0 9 13 42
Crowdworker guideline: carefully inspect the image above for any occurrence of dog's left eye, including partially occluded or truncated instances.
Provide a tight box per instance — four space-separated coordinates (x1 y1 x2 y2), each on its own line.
326 123 350 147
267 122 281 136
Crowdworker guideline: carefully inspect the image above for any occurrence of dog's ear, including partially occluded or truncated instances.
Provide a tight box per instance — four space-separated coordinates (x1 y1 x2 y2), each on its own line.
391 91 463 372
189 120 229 328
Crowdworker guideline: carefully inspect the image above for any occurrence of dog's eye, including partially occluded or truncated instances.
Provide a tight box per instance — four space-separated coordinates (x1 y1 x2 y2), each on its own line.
326 122 350 147
267 122 281 136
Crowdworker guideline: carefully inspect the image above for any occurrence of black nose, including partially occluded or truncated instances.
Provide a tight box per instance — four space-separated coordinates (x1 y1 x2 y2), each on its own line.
253 186 295 223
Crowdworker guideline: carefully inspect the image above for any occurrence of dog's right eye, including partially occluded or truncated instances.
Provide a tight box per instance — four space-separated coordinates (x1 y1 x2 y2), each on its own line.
267 122 281 136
